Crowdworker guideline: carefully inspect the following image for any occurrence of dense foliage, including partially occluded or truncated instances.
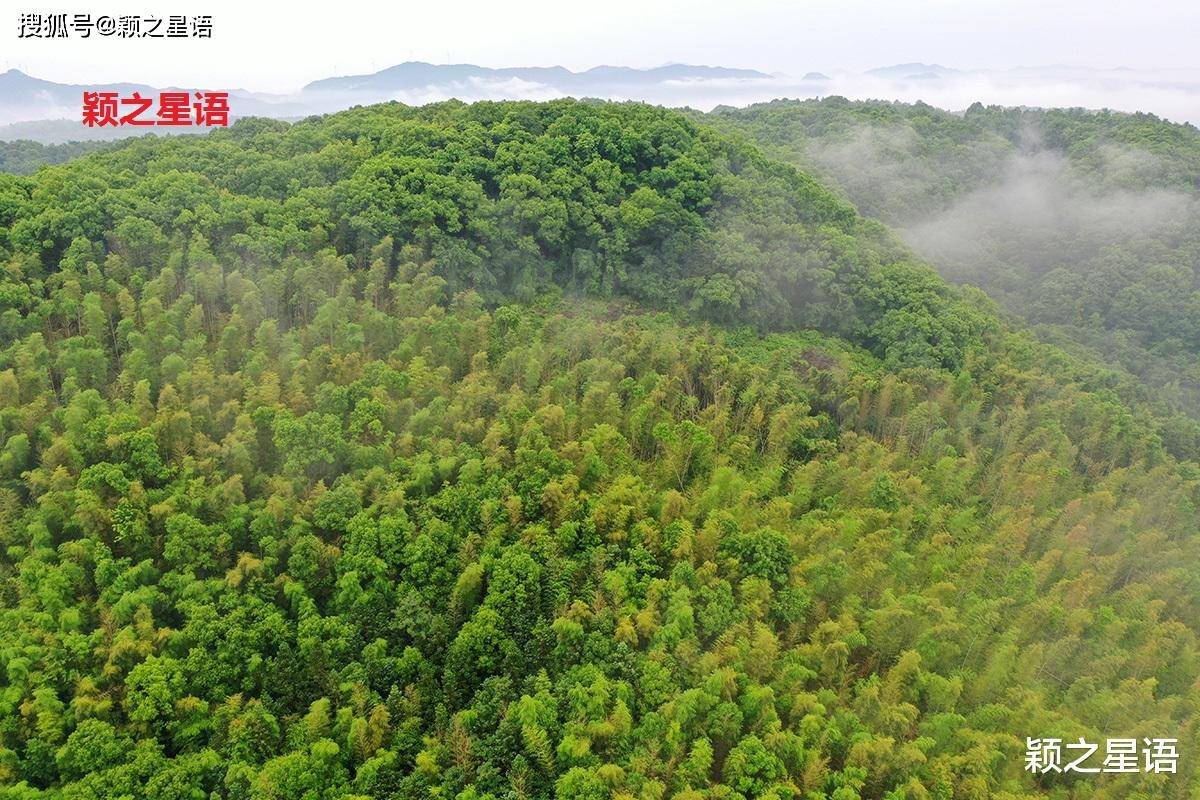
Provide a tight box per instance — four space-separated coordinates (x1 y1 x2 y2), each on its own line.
0 100 1197 799
702 99 1200 419
0 141 111 178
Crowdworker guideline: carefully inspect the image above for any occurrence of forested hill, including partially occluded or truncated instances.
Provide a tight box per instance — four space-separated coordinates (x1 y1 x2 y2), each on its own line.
700 99 1200 420
0 100 995 373
0 140 113 177
703 99 1200 227
0 100 1197 799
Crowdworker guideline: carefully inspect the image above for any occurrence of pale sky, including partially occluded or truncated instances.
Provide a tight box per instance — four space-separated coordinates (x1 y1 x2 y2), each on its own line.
4 0 1200 92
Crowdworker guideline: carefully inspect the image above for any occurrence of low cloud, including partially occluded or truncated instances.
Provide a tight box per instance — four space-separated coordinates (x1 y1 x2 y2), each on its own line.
902 149 1197 279
388 77 567 106
673 67 1200 125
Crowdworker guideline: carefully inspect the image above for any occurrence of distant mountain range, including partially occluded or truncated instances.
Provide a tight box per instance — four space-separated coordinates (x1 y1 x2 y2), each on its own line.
303 62 771 94
0 62 778 140
3 60 1199 143
0 68 156 109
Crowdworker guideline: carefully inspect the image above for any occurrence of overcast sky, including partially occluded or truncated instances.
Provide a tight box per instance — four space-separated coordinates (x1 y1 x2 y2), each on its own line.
5 0 1200 92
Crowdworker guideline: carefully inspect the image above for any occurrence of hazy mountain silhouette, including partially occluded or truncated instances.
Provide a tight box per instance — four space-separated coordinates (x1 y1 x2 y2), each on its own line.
4 60 1200 143
303 61 771 93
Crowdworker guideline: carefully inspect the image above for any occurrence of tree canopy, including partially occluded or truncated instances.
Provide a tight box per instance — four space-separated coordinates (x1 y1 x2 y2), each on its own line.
0 99 1196 799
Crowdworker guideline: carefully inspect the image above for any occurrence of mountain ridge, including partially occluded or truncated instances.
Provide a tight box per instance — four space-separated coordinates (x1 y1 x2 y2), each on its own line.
302 61 772 93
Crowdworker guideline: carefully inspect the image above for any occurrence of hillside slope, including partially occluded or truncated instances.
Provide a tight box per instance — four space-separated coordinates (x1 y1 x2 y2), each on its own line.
0 140 114 177
0 100 1196 799
701 99 1200 419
